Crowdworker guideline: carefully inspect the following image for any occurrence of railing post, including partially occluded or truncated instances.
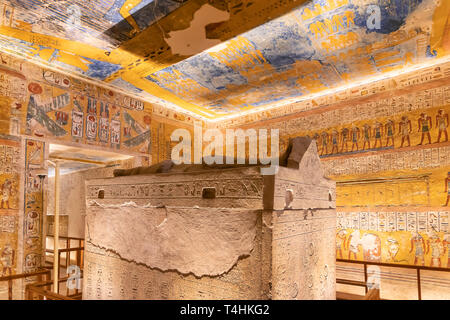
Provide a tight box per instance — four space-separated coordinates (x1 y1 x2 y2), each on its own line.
66 268 69 296
52 160 60 294
417 268 422 300
76 248 81 268
37 274 43 300
46 271 51 290
8 279 12 300
81 240 84 269
66 238 70 268
363 263 368 294
337 258 450 300
26 285 33 300
57 251 61 294
75 249 79 296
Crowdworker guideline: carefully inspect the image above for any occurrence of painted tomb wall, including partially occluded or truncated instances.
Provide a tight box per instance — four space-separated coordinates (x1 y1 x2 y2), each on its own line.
215 59 450 299
0 50 195 298
0 134 22 298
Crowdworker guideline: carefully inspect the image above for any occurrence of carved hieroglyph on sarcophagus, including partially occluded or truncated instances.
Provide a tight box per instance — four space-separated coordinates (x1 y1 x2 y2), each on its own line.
83 137 336 300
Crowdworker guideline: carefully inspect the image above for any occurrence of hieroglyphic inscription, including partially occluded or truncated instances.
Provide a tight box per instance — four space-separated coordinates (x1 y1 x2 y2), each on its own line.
0 216 16 233
336 175 431 207
0 137 21 279
338 210 449 233
272 209 336 300
323 145 450 176
86 177 264 200
0 143 20 175
83 230 264 300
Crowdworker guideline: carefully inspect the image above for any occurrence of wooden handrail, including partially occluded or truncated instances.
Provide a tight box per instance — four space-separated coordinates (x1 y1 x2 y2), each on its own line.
43 238 85 299
0 269 51 282
46 247 84 254
337 292 367 300
45 235 84 272
45 248 84 271
46 235 84 241
25 275 83 300
337 258 450 300
45 246 84 254
337 258 450 272
336 278 366 287
26 285 76 300
337 289 382 300
364 289 380 300
57 247 84 253
0 269 51 300
30 275 83 287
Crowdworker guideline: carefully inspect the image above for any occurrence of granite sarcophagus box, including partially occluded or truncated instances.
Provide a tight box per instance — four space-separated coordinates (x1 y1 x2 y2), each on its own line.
83 137 336 300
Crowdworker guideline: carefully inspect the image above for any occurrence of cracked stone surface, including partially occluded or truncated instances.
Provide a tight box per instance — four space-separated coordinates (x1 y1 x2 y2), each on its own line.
86 204 259 277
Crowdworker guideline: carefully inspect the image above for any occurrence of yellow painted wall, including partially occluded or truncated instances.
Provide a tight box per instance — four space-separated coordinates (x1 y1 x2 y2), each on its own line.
229 63 450 269
0 136 21 277
0 51 195 280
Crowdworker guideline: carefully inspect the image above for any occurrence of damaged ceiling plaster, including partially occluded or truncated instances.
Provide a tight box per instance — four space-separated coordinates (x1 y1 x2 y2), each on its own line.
164 4 230 56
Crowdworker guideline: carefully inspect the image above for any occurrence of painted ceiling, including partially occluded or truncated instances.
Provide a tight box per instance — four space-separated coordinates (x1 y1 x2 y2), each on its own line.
0 0 449 120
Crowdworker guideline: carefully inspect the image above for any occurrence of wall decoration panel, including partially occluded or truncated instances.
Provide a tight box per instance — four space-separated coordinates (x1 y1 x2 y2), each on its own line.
0 51 195 159
337 209 449 267
231 73 450 269
22 139 45 273
0 135 21 278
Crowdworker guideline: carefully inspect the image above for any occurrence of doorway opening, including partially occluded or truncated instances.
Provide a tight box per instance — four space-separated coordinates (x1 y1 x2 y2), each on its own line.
44 143 137 297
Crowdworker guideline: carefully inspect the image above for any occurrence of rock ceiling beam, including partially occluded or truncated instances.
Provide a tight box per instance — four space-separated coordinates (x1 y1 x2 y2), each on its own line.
105 0 310 74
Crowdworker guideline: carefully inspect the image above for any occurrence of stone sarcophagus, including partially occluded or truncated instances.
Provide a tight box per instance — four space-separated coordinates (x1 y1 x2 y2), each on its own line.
83 138 336 300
